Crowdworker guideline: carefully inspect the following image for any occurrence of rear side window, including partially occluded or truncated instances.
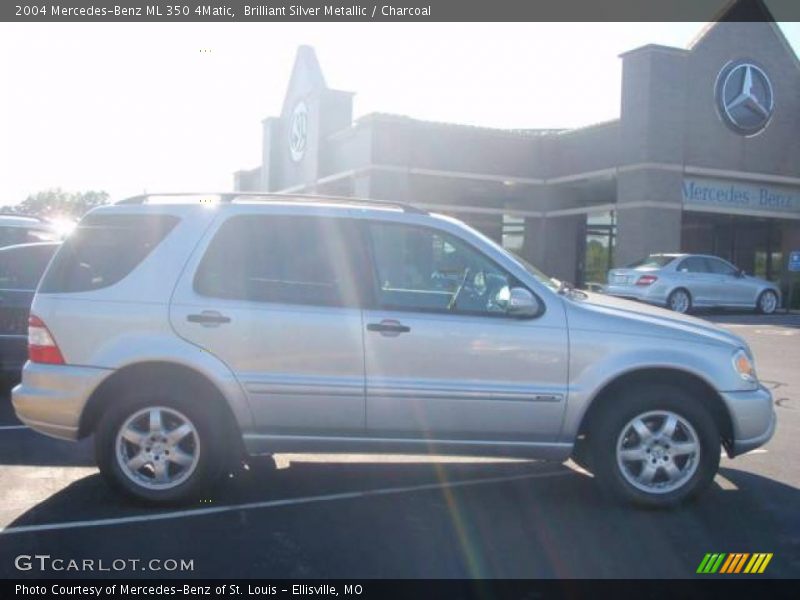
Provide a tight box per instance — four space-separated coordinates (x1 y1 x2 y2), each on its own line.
0 245 58 290
194 215 363 308
39 214 179 293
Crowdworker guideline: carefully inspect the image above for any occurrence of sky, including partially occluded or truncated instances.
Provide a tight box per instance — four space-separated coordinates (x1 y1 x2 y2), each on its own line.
1 20 799 205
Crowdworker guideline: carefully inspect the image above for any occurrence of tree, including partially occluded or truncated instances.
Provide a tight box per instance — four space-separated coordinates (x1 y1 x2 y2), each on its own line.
8 188 110 220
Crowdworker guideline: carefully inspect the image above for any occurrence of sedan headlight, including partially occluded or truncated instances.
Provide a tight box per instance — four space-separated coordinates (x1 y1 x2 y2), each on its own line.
732 348 757 383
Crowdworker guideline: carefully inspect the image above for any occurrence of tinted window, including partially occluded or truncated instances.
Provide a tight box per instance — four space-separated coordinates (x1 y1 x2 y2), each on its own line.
0 244 59 290
367 222 517 315
195 215 362 308
626 255 676 269
0 225 58 247
39 214 179 293
706 258 737 276
677 257 709 273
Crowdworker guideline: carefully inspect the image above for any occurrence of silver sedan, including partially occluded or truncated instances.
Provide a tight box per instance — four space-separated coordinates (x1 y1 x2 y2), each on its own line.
605 253 781 314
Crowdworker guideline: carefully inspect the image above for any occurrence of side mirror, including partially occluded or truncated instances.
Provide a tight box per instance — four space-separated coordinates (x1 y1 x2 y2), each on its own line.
736 269 745 278
506 287 540 318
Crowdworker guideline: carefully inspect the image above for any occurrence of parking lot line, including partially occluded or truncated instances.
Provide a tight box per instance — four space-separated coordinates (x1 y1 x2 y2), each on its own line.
0 468 575 536
0 425 27 430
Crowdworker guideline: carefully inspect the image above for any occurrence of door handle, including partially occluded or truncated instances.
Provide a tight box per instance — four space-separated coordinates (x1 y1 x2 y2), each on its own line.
187 311 231 326
367 320 411 336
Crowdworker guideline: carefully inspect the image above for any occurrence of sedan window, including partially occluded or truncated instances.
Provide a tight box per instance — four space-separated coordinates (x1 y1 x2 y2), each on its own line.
677 257 709 273
706 258 738 276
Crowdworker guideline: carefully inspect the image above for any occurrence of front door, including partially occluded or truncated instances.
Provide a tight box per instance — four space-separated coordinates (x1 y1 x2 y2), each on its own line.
361 221 568 442
705 257 754 306
170 212 367 434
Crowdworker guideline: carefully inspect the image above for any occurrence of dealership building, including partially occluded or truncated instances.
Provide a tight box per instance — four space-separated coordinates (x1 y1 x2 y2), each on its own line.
235 1 800 289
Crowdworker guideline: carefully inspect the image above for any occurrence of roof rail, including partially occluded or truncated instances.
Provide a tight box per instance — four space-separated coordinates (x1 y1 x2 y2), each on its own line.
116 192 428 215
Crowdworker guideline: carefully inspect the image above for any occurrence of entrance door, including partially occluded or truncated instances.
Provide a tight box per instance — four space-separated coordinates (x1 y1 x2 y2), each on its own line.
361 221 568 442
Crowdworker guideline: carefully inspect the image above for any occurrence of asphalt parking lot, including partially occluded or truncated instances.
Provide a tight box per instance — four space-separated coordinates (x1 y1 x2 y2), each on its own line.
0 312 798 579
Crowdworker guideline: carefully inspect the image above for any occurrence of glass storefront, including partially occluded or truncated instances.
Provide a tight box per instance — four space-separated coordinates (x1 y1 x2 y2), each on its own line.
583 211 616 287
681 212 783 282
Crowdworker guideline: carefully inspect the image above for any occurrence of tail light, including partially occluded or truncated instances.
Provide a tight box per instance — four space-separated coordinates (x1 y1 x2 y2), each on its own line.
28 315 65 365
636 274 658 286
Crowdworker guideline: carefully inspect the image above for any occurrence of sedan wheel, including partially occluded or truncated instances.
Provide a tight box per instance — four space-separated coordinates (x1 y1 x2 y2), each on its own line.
668 289 691 314
757 290 778 315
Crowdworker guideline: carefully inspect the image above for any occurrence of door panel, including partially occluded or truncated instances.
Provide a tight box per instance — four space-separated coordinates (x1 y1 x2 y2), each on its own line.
170 213 367 434
362 221 568 442
706 258 755 306
364 311 568 441
675 257 715 305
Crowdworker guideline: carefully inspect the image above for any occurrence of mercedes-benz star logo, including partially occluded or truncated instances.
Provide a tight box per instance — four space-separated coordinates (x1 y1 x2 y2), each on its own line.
715 61 774 135
288 101 308 162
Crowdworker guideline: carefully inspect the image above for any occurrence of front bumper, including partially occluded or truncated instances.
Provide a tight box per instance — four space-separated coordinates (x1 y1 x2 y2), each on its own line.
12 361 111 441
720 385 776 457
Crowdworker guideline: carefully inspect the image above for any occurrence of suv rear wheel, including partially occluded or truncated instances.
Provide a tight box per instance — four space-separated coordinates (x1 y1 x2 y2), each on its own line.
95 390 229 504
588 384 720 507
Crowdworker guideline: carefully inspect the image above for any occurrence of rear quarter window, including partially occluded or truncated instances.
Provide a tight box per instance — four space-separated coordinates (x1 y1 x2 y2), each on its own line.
39 214 179 293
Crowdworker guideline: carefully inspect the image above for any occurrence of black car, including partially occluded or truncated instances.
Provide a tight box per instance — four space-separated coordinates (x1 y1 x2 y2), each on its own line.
0 242 60 381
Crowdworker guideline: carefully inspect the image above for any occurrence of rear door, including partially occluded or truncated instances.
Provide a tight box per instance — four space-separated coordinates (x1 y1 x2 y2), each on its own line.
170 212 368 435
674 256 716 306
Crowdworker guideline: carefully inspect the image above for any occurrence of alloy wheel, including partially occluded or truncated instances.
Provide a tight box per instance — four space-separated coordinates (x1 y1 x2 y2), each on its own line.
669 290 690 313
115 406 201 490
616 410 700 495
759 291 777 314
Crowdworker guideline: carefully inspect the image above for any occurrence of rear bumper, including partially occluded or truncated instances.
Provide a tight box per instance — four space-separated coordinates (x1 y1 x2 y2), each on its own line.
11 361 111 441
720 385 776 457
603 285 667 306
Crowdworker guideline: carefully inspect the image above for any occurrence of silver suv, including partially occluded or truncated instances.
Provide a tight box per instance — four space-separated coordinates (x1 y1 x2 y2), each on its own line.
12 194 776 507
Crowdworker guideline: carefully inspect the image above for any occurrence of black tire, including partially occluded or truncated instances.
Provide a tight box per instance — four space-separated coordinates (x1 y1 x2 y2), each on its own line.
756 290 778 315
667 288 692 314
95 386 233 505
588 384 720 508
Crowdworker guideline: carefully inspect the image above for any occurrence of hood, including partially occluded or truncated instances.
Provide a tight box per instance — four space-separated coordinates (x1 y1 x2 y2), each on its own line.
563 291 747 349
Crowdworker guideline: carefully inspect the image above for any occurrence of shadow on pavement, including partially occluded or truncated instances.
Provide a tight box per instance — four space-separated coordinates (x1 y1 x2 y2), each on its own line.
2 458 798 578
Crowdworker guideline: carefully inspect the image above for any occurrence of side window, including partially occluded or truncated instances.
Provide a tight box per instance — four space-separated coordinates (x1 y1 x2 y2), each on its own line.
195 215 362 308
367 222 517 315
678 257 709 273
40 215 178 293
707 258 737 276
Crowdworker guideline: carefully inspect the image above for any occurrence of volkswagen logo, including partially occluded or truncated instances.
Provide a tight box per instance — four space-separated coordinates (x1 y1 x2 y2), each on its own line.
715 60 774 136
288 101 308 162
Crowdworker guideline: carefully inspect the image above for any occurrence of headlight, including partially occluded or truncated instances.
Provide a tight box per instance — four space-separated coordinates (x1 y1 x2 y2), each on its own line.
732 349 757 382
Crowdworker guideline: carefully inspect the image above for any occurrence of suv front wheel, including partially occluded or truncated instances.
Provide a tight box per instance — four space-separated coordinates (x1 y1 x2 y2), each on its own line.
588 384 720 507
95 391 228 504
